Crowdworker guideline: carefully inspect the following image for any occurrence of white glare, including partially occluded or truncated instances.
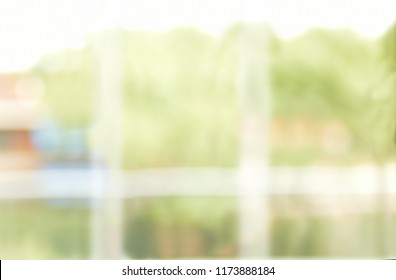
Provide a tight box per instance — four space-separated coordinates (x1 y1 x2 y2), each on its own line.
0 0 395 72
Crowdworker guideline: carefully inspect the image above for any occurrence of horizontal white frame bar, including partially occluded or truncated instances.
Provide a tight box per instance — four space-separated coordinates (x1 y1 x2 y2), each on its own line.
0 165 395 198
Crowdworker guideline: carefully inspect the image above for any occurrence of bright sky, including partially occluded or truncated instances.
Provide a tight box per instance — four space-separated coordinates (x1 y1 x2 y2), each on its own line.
0 0 395 73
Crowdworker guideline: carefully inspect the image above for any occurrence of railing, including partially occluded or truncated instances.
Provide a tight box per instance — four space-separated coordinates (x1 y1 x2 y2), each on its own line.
0 165 395 198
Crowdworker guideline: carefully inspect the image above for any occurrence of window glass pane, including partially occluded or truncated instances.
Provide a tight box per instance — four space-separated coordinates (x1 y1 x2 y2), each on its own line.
123 197 238 259
0 199 90 259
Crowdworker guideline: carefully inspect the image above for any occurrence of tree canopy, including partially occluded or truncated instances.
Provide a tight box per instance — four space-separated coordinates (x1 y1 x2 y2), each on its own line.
32 24 396 167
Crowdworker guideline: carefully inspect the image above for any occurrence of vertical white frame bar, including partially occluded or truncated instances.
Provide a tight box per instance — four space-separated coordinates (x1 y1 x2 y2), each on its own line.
238 22 270 258
90 0 124 260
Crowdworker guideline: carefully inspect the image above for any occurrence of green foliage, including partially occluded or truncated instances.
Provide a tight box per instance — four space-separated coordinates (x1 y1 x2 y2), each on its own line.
122 28 239 168
271 28 378 119
32 24 396 167
35 49 94 127
124 197 237 259
269 28 394 164
0 200 89 259
364 25 396 162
